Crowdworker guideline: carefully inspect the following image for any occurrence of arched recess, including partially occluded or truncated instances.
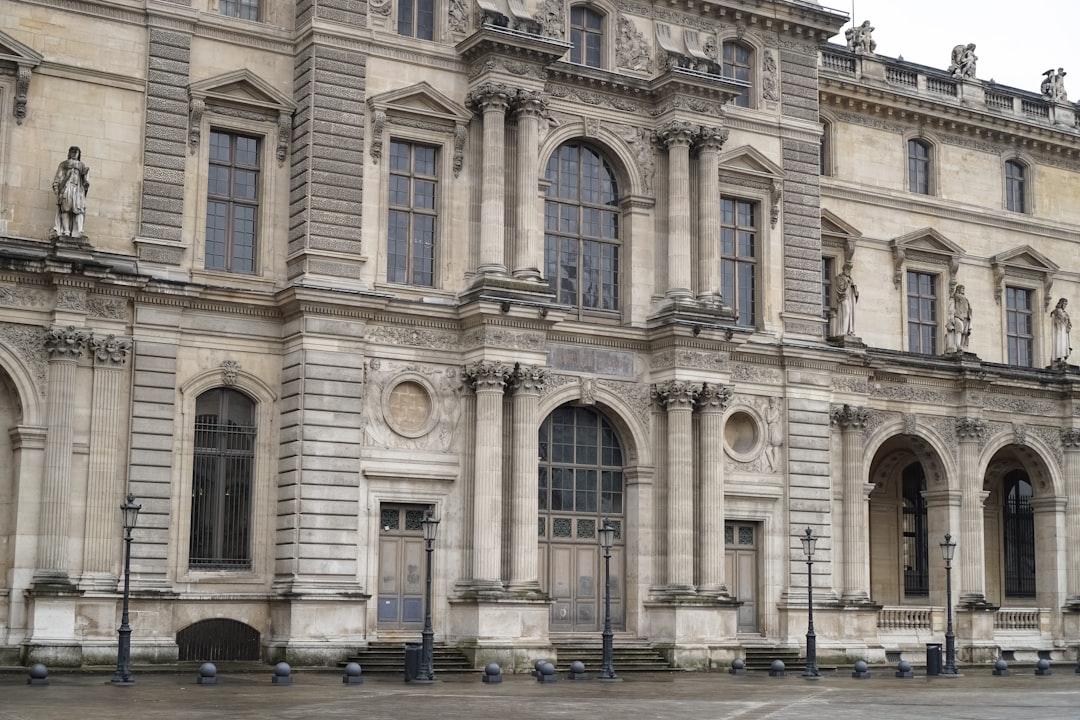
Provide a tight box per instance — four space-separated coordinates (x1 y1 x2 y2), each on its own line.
867 426 952 608
0 339 44 426
177 618 261 661
539 124 646 200
979 432 1062 610
172 366 278 582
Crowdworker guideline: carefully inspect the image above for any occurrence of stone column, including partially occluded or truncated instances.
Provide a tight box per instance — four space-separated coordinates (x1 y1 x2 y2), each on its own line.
956 417 989 604
652 380 699 592
464 361 511 593
511 91 547 281
697 382 732 596
1062 429 1080 604
696 127 728 306
831 404 872 603
81 334 132 589
657 121 696 300
466 84 514 277
37 325 90 583
507 363 548 593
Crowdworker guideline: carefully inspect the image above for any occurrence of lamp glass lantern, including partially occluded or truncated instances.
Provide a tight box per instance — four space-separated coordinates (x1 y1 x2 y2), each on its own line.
598 520 616 551
939 533 956 564
121 494 142 533
422 509 440 542
800 527 817 559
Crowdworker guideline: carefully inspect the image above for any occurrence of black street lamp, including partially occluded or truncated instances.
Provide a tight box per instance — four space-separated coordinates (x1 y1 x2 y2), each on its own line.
597 519 620 681
112 493 141 685
800 527 820 679
940 533 958 675
415 508 440 684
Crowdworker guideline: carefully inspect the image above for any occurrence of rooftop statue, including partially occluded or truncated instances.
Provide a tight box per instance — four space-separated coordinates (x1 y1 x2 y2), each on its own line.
948 43 977 79
844 20 875 55
1041 68 1068 102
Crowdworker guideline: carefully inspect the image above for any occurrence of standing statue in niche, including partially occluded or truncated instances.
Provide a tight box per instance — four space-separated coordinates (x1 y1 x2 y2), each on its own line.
845 20 876 54
763 397 783 473
834 263 859 336
948 43 978 79
946 284 973 354
1051 297 1072 365
1041 68 1068 103
51 146 90 238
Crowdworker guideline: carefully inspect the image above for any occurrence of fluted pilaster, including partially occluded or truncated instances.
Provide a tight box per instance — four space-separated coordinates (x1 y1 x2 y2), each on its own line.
697 382 732 595
1062 428 1080 603
466 84 514 276
37 325 90 581
696 127 729 305
658 121 696 300
831 404 872 603
464 361 512 592
956 417 988 604
507 363 548 592
512 91 547 281
653 380 699 591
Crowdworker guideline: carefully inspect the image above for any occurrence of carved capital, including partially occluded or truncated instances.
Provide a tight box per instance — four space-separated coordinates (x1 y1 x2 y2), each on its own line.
656 120 696 149
464 360 511 392
695 126 729 154
831 404 870 431
466 83 515 115
696 382 732 412
651 380 699 410
955 417 988 442
1061 428 1080 450
514 90 549 119
45 325 90 360
510 363 549 394
89 334 131 367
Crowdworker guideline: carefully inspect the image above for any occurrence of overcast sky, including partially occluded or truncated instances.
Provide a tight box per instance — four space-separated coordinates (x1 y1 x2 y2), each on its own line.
824 0 1079 96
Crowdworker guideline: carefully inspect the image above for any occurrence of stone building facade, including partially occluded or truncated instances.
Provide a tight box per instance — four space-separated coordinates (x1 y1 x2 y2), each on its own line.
0 0 1078 669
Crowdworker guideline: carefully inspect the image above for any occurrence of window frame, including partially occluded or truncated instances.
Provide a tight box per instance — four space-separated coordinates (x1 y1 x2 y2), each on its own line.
568 5 605 68
906 138 932 195
719 196 760 327
905 269 939 354
1002 155 1036 215
386 139 439 288
204 129 262 276
1005 285 1035 367
219 0 260 21
721 40 754 108
396 0 435 40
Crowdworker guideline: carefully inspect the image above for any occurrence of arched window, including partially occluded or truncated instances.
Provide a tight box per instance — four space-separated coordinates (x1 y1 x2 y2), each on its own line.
722 41 752 107
569 6 603 68
901 463 929 597
190 388 256 569
1003 470 1035 597
1005 160 1026 212
907 139 931 194
544 142 620 312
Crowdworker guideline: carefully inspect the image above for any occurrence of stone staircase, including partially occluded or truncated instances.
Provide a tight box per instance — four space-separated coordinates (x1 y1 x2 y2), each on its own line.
341 642 474 675
741 646 804 672
551 638 675 673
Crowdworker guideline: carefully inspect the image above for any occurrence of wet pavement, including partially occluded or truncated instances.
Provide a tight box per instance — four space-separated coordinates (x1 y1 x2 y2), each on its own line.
2 667 1079 720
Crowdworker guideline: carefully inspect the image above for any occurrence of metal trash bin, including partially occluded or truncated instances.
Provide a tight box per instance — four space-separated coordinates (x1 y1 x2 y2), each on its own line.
925 643 942 676
404 643 422 682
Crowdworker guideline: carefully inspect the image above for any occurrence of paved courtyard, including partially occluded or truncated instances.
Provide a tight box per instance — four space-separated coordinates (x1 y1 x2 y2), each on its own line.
2 668 1079 720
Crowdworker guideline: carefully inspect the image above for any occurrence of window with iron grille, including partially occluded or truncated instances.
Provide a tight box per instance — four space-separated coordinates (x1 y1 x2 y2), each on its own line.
190 388 255 570
1005 286 1034 367
205 131 260 274
1003 470 1035 597
387 140 437 287
720 198 757 326
906 271 937 353
398 0 434 39
544 142 620 312
902 463 929 597
220 0 259 21
569 6 603 67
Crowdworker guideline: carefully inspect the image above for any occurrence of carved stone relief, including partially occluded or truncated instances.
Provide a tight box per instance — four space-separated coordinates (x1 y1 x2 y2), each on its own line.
220 360 240 386
462 326 546 352
365 325 460 351
732 364 780 384
870 382 948 404
597 379 652 430
364 359 463 452
983 393 1057 416
0 322 47 396
611 124 656 195
615 15 653 73
535 0 563 38
87 295 127 320
650 347 727 372
0 285 49 308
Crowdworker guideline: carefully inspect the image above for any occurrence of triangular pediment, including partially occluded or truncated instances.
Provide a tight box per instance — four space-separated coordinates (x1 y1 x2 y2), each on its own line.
992 245 1059 273
821 209 862 238
0 30 43 67
189 69 294 112
891 227 965 257
368 82 470 123
718 144 785 178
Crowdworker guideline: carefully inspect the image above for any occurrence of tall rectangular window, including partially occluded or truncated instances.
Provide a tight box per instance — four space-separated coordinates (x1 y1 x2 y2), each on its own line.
220 0 259 20
1006 286 1034 367
205 131 259 274
721 198 757 326
906 271 937 353
1005 160 1026 212
908 139 930 194
722 42 752 107
822 256 835 320
569 6 603 67
398 0 435 39
387 141 437 287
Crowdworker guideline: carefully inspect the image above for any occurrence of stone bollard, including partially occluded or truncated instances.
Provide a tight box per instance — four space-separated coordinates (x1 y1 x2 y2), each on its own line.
567 660 587 680
27 664 48 686
537 661 557 683
532 659 547 677
272 661 293 685
482 663 502 684
768 659 786 678
728 658 746 676
1035 658 1052 676
895 660 914 679
343 662 364 684
851 660 870 679
197 662 218 685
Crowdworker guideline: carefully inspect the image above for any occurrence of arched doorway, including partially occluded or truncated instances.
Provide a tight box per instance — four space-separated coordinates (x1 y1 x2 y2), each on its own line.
538 404 625 632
